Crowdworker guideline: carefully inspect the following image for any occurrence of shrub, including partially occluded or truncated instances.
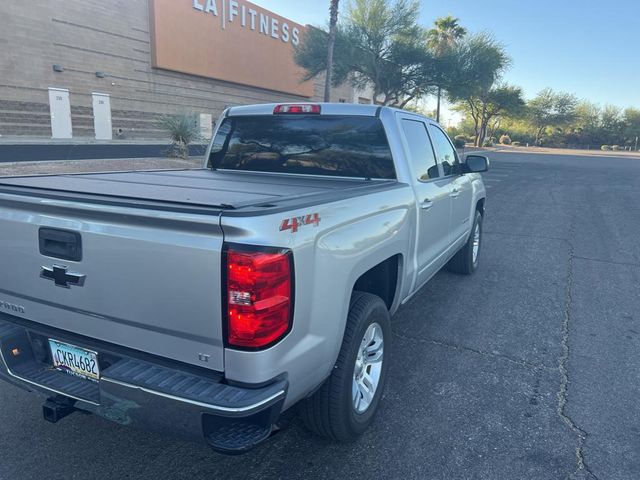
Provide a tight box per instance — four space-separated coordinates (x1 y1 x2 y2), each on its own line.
512 141 521 146
499 135 512 145
600 145 611 151
158 113 202 158
447 127 460 138
453 135 466 148
611 145 620 151
483 139 494 147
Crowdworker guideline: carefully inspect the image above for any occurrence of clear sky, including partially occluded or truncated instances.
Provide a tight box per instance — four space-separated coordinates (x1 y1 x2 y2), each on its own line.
253 0 640 115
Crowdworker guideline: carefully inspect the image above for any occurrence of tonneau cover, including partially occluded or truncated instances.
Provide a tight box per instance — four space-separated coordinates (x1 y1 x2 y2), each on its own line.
0 169 397 212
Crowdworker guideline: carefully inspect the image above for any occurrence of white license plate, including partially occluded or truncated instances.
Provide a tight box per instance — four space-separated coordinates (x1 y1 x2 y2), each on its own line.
49 339 100 382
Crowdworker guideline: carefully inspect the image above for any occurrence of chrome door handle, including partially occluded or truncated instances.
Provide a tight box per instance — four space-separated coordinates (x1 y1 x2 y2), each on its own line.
450 188 460 198
421 199 434 210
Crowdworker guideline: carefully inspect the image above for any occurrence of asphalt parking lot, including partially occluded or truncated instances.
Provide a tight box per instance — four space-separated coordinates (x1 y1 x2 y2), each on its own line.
1 149 639 479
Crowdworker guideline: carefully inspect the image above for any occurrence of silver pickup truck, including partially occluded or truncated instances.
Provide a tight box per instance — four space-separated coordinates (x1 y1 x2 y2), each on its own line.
0 103 488 453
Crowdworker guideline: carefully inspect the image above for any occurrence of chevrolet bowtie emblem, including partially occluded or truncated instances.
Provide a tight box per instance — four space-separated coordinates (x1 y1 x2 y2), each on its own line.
40 265 86 289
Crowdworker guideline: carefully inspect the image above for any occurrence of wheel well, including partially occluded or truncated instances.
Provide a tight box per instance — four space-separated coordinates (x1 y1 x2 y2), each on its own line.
353 255 400 310
476 198 485 215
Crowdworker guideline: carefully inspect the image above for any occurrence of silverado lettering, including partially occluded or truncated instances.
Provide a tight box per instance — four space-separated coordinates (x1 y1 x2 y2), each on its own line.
0 300 25 314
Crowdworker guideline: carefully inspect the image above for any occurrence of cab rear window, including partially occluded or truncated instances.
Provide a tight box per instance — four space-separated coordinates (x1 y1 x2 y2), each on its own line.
208 115 396 179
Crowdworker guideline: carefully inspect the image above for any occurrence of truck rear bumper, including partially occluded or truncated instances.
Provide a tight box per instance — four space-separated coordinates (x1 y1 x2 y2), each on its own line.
0 315 287 454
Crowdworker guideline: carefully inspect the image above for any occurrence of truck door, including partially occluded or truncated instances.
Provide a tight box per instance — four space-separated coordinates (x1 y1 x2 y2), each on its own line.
398 116 452 288
427 124 474 246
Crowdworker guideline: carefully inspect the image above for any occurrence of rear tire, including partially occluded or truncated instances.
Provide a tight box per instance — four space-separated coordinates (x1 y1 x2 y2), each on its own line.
446 210 483 275
300 291 390 441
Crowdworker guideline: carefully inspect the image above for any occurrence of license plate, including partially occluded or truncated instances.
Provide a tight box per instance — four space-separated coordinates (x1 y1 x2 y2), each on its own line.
49 339 100 382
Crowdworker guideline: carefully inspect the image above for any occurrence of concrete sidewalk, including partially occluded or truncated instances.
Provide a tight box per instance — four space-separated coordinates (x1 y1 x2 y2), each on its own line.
0 136 170 145
0 142 208 163
487 144 640 159
0 156 202 177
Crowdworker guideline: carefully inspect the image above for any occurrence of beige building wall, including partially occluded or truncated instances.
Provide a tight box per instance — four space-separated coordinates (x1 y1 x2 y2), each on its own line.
0 0 362 140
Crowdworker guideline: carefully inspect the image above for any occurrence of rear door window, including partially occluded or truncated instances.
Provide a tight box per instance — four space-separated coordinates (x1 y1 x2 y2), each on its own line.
400 119 440 180
427 124 459 176
208 115 396 179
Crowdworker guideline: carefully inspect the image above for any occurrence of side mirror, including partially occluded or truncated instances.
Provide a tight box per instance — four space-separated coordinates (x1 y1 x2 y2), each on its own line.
426 164 440 180
464 155 490 173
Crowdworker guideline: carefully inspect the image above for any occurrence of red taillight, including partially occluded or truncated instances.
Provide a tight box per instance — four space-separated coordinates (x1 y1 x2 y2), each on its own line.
226 247 293 349
273 104 321 114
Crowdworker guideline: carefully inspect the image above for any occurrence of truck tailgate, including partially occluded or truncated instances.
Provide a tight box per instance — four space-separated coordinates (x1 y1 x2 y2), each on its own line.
0 189 225 372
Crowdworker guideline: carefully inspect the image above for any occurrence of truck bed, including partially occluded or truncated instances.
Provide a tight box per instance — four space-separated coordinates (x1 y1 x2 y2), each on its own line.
0 169 400 215
0 166 404 373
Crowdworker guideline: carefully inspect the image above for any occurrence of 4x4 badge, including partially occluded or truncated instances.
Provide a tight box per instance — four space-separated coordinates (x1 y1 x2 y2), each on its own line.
40 265 86 289
280 213 321 233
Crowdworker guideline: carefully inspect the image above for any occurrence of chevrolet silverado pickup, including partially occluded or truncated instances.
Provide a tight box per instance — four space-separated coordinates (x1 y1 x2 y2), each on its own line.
0 103 489 453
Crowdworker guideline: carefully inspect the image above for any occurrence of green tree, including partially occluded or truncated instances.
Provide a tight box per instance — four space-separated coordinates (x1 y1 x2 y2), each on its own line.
324 0 340 102
455 85 525 146
528 88 578 145
447 33 510 100
427 16 467 122
600 105 624 146
574 101 600 131
569 101 602 147
623 108 640 149
449 34 514 146
493 101 640 150
295 0 433 107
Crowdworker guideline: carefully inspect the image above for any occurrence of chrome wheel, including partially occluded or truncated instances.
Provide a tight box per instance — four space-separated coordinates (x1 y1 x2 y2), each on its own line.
352 322 384 414
472 221 481 264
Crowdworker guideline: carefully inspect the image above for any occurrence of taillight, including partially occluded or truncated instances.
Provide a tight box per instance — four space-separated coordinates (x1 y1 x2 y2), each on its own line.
273 104 321 114
225 246 293 349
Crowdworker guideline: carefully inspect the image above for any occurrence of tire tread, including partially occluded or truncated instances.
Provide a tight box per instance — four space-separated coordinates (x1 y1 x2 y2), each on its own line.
447 211 482 275
300 291 386 441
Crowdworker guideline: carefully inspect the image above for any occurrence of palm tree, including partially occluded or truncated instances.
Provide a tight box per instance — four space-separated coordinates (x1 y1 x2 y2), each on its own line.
427 16 466 122
324 0 340 102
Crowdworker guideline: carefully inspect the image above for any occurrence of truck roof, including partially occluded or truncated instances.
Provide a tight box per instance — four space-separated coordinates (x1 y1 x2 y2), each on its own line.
226 102 436 123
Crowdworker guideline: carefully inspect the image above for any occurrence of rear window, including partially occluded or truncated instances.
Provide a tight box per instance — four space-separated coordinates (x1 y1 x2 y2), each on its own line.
208 115 396 179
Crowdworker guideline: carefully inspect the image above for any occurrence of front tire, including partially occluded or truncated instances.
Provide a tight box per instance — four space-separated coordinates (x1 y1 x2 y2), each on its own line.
300 291 391 441
447 210 483 275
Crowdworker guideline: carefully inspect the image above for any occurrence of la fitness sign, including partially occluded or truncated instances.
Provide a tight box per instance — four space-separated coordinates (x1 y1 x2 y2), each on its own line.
192 0 301 45
150 0 314 96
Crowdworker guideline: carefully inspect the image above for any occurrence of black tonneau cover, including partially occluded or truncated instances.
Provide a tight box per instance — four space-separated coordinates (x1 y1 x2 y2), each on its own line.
0 169 400 215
